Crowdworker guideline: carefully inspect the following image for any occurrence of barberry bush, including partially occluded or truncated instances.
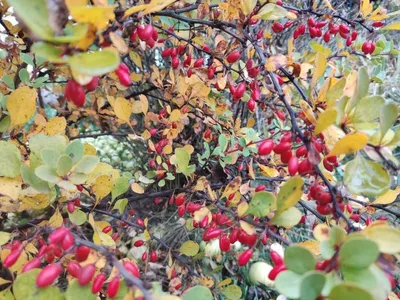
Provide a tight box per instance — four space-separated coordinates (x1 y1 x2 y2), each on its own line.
0 0 399 299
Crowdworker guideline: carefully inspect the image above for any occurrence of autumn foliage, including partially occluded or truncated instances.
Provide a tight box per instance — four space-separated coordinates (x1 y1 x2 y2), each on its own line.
0 0 400 299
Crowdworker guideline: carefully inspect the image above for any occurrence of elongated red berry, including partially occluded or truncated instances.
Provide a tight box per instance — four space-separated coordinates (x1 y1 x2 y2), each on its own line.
268 264 287 280
92 273 106 294
219 235 230 252
134 240 144 247
270 251 284 266
175 195 185 206
67 201 75 214
22 257 41 273
123 261 140 277
193 58 204 68
137 24 153 41
273 142 291 154
288 156 299 175
136 218 145 227
272 23 284 33
150 251 157 262
67 262 81 278
78 264 96 286
75 245 90 262
102 226 112 234
255 185 266 192
85 76 99 92
350 214 361 223
372 21 383 28
61 231 75 250
3 250 22 268
107 277 120 298
65 80 86 107
296 145 307 157
48 228 68 244
171 56 179 69
339 24 350 34
177 205 186 217
226 51 241 63
258 140 275 156
323 31 331 43
36 264 63 288
238 249 253 266
142 252 147 261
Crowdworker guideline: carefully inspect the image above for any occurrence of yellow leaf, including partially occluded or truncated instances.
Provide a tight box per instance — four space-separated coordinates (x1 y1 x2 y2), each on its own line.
266 54 287 72
114 97 132 123
144 229 151 241
360 0 373 18
300 100 317 125
123 4 148 19
7 86 37 126
132 100 143 114
381 22 400 30
296 240 320 256
84 143 97 155
93 231 116 247
258 163 279 177
0 231 11 246
237 202 249 217
138 95 149 115
218 278 233 288
65 0 87 10
199 276 214 288
0 177 21 200
241 0 257 15
19 194 51 211
44 117 67 135
222 176 242 198
179 240 199 257
131 183 144 194
193 207 211 223
314 109 337 135
129 51 143 69
109 32 128 54
95 221 112 235
322 0 335 11
311 52 327 90
276 176 304 213
70 6 115 31
373 187 400 205
328 132 368 157
169 109 181 122
48 208 63 228
139 0 177 16
92 175 113 201
239 220 256 235
313 224 331 241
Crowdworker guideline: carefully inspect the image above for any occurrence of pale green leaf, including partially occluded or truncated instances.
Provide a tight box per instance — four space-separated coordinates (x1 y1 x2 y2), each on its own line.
0 141 21 178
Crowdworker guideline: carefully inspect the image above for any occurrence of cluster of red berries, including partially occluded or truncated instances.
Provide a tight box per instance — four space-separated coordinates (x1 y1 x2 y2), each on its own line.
268 251 287 280
65 77 98 107
130 24 159 48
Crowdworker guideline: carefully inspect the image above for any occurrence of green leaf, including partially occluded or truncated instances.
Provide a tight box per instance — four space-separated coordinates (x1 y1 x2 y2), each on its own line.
28 286 63 300
56 155 73 176
276 175 304 213
380 103 399 140
35 166 60 184
31 42 65 63
172 148 195 176
13 269 40 300
29 134 67 167
179 241 200 257
182 286 213 300
246 191 276 217
272 206 302 229
6 0 54 40
19 68 30 84
41 148 61 167
344 154 390 197
113 198 128 214
20 53 34 66
351 96 385 123
66 279 96 300
254 3 288 20
320 240 335 259
339 238 379 269
67 49 120 76
3 74 15 89
74 156 100 174
275 271 302 299
284 246 315 274
0 141 21 177
346 66 370 113
111 177 129 201
69 209 87 225
362 224 400 254
0 115 11 132
300 271 326 300
221 285 242 300
21 165 49 193
69 172 88 184
0 231 11 245
51 23 89 43
326 77 346 104
329 283 373 300
66 140 85 165
341 265 376 288
328 226 346 246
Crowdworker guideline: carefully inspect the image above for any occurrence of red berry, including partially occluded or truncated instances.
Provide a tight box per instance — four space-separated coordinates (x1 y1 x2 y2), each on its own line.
107 277 120 298
150 251 157 262
3 249 22 267
296 145 307 157
36 264 63 288
247 99 256 112
67 262 81 278
270 250 284 266
272 23 284 33
177 205 186 217
258 140 275 156
238 249 253 266
48 227 68 245
75 245 90 262
202 44 211 52
298 24 306 35
161 48 171 58
171 56 179 69
362 41 372 54
255 185 266 192
84 76 99 92
293 28 301 39
339 24 350 34
281 150 292 163
372 21 384 28
123 261 140 277
92 273 106 294
316 204 333 215
61 231 75 250
219 235 230 252
273 142 291 154
207 66 215 79
323 158 335 172
22 257 41 273
298 159 314 175
65 80 86 107
314 191 332 205
330 25 339 35
175 195 185 206
116 68 132 86
193 58 204 68
137 24 153 41
351 31 358 40
365 216 372 226
102 226 112 234
74 198 81 206
226 51 241 63
134 240 144 247
288 156 299 175
308 17 316 27
268 264 287 280
346 36 353 46
350 214 361 223
67 201 75 214
112 233 119 241
229 227 239 244
323 31 331 43
234 82 246 99
316 21 327 28
142 252 148 261
78 264 96 286
187 202 201 213
136 218 145 227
